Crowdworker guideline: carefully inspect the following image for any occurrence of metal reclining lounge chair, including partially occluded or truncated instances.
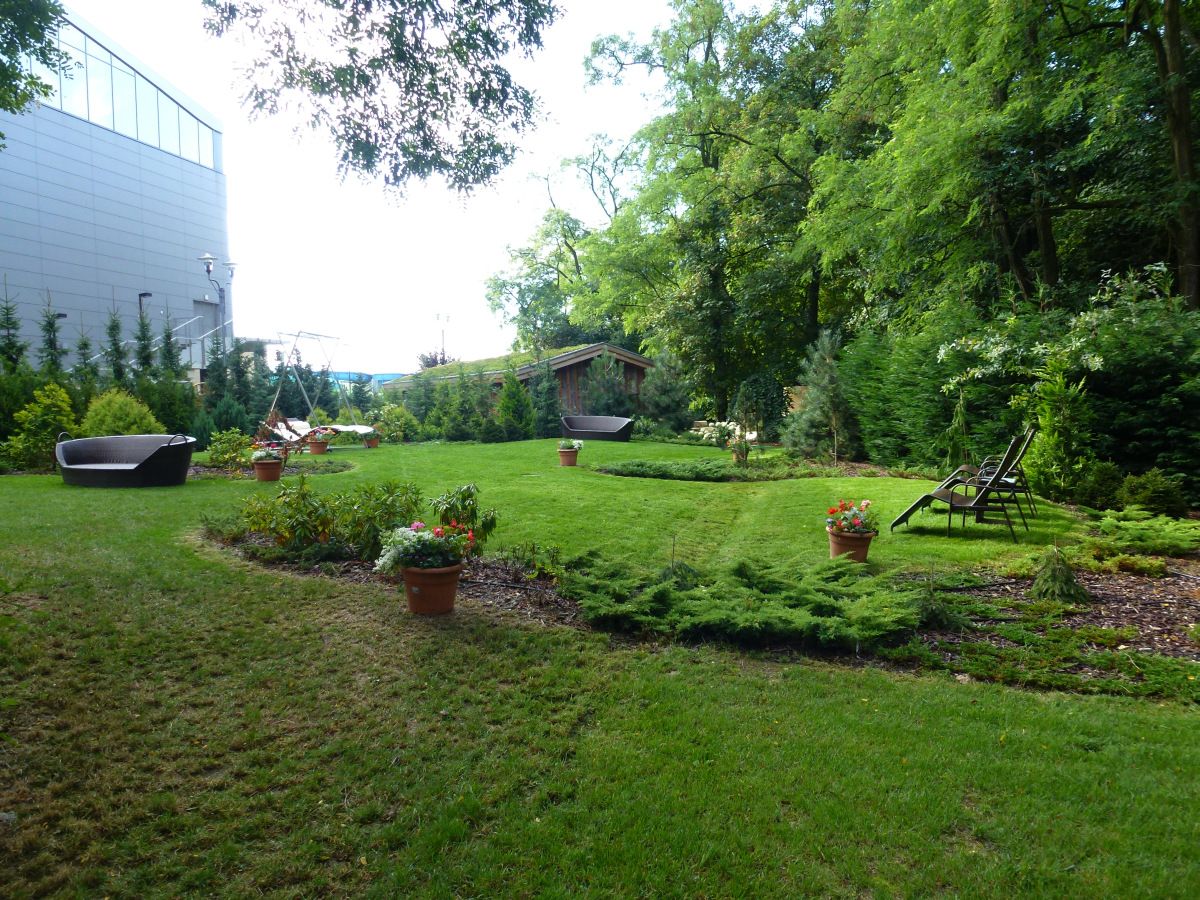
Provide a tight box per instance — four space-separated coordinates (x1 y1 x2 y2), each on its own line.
946 425 1038 518
891 433 1028 540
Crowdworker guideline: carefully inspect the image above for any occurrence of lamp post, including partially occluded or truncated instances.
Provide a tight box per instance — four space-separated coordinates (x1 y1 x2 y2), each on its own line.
197 253 236 345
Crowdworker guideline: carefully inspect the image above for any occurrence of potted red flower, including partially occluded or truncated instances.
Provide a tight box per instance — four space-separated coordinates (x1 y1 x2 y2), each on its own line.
825 499 879 562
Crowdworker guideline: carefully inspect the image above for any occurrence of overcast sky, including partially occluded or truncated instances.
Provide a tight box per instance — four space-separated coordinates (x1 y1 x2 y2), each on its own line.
64 0 690 374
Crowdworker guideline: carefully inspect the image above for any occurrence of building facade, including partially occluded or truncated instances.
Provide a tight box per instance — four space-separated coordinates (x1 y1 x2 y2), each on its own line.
0 8 231 374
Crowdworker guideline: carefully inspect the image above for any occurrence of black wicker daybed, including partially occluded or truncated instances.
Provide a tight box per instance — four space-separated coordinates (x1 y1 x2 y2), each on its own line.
56 434 196 487
560 416 634 442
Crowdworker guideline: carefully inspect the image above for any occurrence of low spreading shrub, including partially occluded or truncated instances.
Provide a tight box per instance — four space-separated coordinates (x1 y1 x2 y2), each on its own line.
560 553 920 650
597 458 839 483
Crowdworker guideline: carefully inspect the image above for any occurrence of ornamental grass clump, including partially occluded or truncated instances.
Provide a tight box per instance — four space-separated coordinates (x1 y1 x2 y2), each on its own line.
826 499 878 534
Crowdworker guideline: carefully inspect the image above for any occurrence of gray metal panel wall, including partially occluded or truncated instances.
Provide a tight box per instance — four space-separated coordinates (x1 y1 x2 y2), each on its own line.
0 104 229 369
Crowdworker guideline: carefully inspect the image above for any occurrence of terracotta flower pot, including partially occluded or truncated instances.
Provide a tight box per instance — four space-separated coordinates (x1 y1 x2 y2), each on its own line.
364 438 380 449
558 449 579 467
253 459 283 482
308 439 329 455
401 563 464 615
826 527 877 563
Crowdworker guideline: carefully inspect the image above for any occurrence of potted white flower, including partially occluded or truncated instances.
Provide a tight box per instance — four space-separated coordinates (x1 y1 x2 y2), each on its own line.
251 447 284 481
558 439 583 466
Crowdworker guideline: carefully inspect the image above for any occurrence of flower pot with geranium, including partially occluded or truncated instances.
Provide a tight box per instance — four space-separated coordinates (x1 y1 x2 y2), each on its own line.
825 499 879 562
251 447 284 481
362 428 381 449
307 427 334 454
558 439 582 466
375 521 475 614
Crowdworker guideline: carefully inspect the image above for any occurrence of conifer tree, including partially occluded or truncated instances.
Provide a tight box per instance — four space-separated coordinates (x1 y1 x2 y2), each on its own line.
102 310 127 388
159 320 184 379
0 292 27 375
783 330 856 464
495 369 534 440
133 312 155 374
579 351 631 417
204 335 230 410
72 332 100 413
527 362 561 438
37 299 67 378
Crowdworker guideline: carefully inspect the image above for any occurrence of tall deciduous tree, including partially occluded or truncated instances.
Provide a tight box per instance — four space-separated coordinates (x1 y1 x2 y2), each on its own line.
0 0 66 147
201 0 559 190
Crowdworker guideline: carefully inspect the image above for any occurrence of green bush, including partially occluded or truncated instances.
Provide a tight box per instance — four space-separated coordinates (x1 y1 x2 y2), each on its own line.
211 393 253 435
0 382 76 471
190 408 216 451
80 389 163 437
375 403 420 443
207 428 253 470
238 478 489 564
561 554 920 650
1118 469 1189 518
1074 460 1124 511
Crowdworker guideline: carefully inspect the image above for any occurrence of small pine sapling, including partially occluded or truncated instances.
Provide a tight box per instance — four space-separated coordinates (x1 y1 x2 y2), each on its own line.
1029 546 1090 606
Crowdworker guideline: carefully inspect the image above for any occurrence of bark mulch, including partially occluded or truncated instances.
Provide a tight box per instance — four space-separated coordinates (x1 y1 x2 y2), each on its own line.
930 558 1200 662
227 539 1200 660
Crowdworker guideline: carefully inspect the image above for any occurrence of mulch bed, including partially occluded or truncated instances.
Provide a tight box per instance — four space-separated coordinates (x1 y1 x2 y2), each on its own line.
927 559 1200 662
229 534 1199 661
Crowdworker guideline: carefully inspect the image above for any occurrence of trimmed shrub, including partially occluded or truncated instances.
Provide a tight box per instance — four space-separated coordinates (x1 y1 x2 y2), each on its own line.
80 389 163 437
1118 469 1190 518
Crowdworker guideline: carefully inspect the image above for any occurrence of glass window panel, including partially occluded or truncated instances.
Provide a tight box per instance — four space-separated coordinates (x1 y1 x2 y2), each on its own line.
112 65 136 137
59 23 85 53
86 52 113 129
28 52 61 109
135 74 158 146
84 36 110 65
198 122 214 168
179 112 200 163
158 92 179 155
58 41 88 118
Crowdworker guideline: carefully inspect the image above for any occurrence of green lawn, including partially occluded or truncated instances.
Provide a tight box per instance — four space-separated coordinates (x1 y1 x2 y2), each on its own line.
2 441 1197 896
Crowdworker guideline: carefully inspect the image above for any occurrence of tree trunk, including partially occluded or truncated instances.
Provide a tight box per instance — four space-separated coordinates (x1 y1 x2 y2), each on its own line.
1141 0 1200 307
993 199 1035 300
1033 192 1060 289
806 264 821 344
